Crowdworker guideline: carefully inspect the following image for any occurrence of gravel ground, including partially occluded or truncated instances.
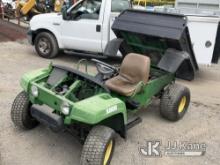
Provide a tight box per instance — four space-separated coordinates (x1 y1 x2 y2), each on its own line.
0 41 220 165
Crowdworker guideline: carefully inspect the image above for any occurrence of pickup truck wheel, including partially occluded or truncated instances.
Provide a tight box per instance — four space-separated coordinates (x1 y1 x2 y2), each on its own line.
11 91 39 129
160 84 190 121
35 32 59 58
80 126 116 165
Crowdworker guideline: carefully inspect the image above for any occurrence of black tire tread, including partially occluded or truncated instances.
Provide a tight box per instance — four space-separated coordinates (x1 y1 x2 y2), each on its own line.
35 32 59 59
80 125 115 165
11 91 39 129
160 83 190 121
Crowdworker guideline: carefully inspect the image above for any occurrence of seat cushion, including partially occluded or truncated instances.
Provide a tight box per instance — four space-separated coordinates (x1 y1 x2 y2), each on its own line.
105 53 151 96
120 53 151 84
105 75 137 97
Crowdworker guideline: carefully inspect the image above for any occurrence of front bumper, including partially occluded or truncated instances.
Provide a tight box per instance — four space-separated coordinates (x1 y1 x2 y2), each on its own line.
27 30 34 45
31 104 64 132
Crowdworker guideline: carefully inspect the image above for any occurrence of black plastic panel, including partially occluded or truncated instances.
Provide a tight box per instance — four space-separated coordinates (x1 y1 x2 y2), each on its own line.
104 38 123 57
31 104 64 132
112 10 199 80
158 49 195 80
113 10 187 40
212 23 220 64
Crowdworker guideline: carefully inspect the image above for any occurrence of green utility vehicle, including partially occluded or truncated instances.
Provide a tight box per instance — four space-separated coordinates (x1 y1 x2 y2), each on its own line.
11 10 198 165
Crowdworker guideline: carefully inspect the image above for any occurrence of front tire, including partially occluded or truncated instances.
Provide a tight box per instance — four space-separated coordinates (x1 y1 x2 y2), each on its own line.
11 91 39 129
80 126 116 165
34 32 59 59
160 84 190 121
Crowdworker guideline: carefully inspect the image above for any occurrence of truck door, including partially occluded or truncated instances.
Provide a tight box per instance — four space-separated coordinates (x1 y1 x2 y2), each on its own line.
61 0 104 53
102 0 131 51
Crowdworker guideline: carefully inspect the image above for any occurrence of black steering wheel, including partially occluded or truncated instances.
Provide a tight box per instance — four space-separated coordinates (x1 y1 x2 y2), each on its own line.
91 59 118 75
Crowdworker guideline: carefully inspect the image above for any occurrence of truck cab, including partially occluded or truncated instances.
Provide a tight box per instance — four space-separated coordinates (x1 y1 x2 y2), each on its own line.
28 0 131 58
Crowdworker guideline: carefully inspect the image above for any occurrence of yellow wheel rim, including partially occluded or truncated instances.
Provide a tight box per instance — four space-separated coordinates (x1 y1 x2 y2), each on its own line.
103 140 113 165
178 96 186 113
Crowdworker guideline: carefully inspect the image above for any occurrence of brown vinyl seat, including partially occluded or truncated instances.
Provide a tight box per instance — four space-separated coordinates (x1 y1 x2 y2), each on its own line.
105 53 151 96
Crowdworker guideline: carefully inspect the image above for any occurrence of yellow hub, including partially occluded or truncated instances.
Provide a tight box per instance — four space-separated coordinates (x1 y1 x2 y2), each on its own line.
103 140 113 165
178 96 186 113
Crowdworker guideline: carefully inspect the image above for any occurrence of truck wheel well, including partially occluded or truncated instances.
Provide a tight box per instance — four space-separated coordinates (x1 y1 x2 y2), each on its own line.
32 29 57 45
98 113 126 138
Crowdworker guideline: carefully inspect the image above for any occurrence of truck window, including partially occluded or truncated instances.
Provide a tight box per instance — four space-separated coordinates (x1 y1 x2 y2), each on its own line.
70 0 102 20
111 0 130 13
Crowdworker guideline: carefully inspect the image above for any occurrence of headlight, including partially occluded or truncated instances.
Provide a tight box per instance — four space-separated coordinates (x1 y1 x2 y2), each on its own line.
61 102 70 115
31 85 39 97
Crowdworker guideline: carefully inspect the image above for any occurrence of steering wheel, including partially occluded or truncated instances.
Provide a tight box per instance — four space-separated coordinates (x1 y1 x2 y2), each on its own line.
91 59 118 75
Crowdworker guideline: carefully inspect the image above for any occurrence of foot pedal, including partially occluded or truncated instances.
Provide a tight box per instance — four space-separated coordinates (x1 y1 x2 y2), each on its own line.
126 115 142 130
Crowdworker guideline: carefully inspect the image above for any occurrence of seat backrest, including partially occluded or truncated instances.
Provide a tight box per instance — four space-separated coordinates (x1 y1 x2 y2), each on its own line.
120 53 151 84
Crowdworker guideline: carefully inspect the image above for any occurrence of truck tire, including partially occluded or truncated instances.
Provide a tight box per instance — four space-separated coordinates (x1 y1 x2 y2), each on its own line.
34 32 59 59
81 126 116 165
11 91 39 129
160 84 190 121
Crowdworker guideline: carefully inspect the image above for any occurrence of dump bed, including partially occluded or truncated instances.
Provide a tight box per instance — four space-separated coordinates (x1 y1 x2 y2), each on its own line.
112 9 199 80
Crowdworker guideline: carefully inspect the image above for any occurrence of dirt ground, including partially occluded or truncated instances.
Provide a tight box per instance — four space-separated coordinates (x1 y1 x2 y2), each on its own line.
0 40 220 165
0 20 27 42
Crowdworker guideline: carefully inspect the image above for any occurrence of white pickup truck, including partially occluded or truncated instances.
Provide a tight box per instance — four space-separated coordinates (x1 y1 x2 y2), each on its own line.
27 0 131 58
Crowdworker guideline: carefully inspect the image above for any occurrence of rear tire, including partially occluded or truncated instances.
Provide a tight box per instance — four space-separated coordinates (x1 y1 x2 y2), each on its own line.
34 32 59 59
160 84 190 121
11 91 39 129
80 125 116 165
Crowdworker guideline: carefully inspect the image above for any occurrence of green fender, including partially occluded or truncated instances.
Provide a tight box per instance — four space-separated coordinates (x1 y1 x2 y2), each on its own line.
20 67 51 92
66 93 127 125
